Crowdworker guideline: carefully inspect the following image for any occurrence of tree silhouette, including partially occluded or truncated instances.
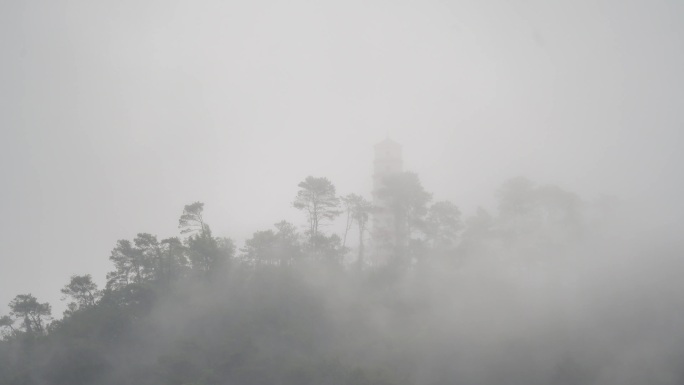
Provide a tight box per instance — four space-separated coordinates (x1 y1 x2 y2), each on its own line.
179 202 207 236
8 294 52 335
293 177 341 248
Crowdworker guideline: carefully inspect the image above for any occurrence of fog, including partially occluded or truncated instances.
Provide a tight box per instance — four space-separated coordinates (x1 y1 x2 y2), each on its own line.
1 0 683 384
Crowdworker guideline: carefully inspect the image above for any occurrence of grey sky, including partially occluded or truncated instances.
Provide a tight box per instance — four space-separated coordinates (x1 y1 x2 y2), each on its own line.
1 0 683 314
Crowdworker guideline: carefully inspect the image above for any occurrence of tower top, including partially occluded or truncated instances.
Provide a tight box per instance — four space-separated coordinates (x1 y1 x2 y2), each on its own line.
373 137 402 175
374 137 401 150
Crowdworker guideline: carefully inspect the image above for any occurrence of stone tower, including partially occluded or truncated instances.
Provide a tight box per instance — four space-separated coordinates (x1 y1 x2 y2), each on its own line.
371 138 402 264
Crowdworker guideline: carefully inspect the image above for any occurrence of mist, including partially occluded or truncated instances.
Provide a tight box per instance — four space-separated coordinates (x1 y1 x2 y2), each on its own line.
1 0 684 384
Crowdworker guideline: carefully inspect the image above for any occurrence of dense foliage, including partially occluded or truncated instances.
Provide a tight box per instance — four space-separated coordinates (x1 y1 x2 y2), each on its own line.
3 175 680 385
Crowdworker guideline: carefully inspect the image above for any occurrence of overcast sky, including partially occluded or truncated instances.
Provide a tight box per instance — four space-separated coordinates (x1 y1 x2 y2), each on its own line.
1 0 683 314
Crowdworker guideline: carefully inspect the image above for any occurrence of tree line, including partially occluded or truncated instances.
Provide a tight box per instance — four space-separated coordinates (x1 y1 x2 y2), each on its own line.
0 173 594 339
0 173 600 385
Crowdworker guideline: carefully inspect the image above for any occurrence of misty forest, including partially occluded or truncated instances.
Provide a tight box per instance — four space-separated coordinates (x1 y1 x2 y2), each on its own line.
2 168 682 385
3 1 684 385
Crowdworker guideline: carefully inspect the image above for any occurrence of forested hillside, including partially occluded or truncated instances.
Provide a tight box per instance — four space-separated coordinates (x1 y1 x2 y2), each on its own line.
2 175 682 385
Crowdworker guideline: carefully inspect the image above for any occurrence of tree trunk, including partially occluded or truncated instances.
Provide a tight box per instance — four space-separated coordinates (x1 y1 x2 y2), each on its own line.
357 223 365 271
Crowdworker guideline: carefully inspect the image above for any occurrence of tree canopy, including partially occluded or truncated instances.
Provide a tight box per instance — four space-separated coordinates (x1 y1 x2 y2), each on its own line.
293 176 341 245
0 176 623 385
